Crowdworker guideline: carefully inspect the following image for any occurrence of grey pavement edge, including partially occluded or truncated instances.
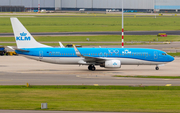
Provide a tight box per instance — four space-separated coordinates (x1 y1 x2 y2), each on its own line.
0 31 180 36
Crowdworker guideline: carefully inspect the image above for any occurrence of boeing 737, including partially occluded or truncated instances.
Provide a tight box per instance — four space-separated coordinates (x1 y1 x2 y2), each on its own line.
10 18 174 71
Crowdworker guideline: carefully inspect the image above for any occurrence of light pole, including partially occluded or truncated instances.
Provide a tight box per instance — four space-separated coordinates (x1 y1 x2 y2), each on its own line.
30 0 32 12
38 0 40 13
92 0 93 11
122 0 124 48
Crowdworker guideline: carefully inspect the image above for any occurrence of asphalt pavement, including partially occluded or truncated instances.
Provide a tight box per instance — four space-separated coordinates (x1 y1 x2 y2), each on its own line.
0 31 180 37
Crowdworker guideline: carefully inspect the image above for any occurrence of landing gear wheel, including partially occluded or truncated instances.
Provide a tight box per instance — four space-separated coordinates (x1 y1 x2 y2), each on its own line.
91 66 96 71
88 65 96 71
155 66 159 70
88 65 92 70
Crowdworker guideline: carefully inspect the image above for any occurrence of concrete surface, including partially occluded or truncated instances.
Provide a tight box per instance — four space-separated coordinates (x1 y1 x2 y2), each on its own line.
0 56 179 86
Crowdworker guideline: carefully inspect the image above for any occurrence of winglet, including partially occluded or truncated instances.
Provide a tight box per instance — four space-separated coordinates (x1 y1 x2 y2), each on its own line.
59 42 65 48
73 45 82 57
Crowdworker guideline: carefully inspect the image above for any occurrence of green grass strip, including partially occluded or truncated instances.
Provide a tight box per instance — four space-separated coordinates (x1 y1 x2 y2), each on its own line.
168 53 180 57
1 85 180 90
0 85 180 112
1 35 180 42
114 75 180 79
1 16 180 33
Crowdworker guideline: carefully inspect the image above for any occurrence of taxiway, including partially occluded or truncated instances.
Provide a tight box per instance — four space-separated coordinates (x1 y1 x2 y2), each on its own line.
0 56 179 86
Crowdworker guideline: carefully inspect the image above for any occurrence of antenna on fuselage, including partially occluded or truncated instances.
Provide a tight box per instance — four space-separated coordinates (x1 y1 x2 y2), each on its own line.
122 0 124 48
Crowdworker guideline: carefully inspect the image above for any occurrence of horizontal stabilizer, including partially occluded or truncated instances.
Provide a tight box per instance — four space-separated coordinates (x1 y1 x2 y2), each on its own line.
15 49 29 52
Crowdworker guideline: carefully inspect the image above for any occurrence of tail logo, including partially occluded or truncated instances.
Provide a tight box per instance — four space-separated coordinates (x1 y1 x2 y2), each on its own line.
16 32 31 41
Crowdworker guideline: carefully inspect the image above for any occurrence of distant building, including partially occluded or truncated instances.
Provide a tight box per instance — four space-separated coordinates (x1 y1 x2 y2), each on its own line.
0 0 180 12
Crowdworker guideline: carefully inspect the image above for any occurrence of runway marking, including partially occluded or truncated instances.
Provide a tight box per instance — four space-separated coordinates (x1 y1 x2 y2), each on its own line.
166 84 172 86
94 84 99 86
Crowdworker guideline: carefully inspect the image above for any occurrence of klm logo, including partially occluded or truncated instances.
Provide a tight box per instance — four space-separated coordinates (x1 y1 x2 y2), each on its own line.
16 32 31 41
113 62 117 65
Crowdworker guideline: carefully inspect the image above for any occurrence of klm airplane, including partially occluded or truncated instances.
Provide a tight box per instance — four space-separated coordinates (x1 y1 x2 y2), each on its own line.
10 18 174 71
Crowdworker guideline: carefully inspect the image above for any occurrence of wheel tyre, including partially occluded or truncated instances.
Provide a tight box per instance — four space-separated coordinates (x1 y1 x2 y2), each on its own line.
155 67 159 70
91 66 96 71
88 65 92 70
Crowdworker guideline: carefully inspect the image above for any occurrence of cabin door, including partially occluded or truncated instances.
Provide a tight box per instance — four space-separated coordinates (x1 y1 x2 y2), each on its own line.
154 51 158 59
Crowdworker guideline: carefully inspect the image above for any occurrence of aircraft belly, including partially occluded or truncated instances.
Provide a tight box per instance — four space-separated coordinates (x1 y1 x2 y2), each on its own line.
56 57 82 64
119 58 166 65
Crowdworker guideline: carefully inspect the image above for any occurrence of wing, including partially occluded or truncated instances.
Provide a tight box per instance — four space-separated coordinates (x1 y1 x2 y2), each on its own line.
73 46 106 63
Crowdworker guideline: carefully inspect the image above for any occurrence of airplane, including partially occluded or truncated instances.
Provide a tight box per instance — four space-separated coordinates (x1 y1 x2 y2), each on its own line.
10 17 174 71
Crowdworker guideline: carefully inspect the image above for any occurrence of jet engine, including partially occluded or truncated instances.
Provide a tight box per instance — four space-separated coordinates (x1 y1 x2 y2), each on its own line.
100 60 121 68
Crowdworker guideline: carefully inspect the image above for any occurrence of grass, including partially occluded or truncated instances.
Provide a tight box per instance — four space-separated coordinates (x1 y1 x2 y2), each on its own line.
114 75 180 79
1 35 180 42
168 53 180 57
1 16 180 33
0 85 180 112
0 35 178 46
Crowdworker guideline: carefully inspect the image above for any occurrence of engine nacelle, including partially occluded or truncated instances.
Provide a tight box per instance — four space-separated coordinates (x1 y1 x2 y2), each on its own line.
104 60 121 68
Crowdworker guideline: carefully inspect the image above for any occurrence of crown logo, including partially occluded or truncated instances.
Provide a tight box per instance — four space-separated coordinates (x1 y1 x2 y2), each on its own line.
122 49 131 54
20 32 27 36
113 62 117 65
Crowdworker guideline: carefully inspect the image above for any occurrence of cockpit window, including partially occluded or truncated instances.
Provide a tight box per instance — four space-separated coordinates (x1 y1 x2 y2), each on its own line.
162 53 167 55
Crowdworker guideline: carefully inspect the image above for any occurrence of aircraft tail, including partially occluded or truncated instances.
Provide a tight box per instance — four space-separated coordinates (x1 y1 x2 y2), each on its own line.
10 17 51 48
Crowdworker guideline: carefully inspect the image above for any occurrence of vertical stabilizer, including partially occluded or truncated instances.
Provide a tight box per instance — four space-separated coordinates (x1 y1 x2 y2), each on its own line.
10 18 51 48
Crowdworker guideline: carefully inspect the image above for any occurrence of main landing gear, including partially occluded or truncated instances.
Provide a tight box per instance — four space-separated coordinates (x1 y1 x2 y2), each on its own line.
88 65 96 71
155 66 159 70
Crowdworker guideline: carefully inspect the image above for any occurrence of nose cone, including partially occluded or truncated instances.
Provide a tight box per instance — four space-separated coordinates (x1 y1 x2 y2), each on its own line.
168 55 174 62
